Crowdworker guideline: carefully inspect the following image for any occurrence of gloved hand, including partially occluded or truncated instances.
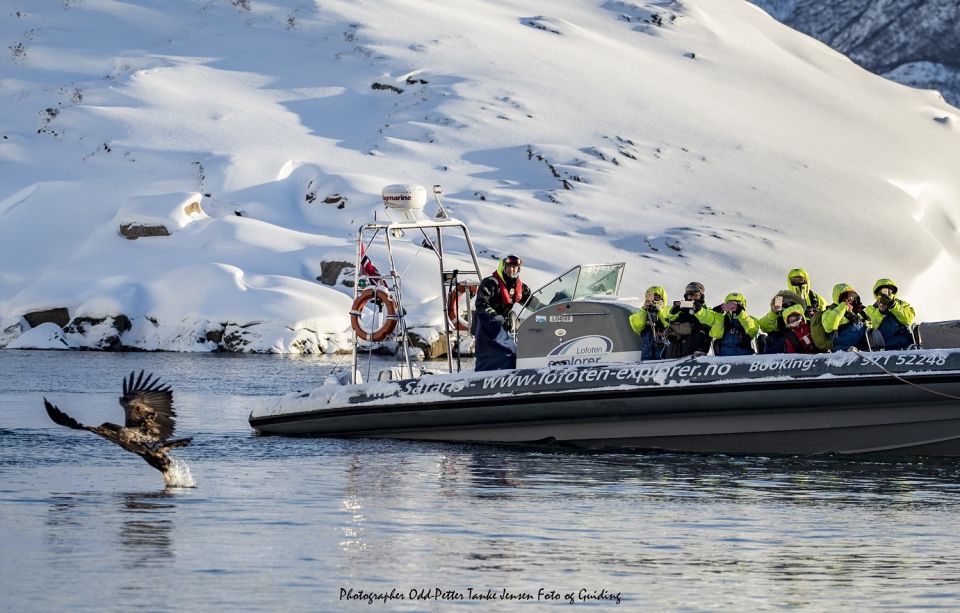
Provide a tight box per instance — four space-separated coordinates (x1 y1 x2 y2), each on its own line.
503 318 514 332
735 303 743 315
693 300 705 312
670 302 681 315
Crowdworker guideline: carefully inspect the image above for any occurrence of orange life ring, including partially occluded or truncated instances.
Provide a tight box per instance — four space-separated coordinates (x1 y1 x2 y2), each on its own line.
447 283 478 331
350 288 398 342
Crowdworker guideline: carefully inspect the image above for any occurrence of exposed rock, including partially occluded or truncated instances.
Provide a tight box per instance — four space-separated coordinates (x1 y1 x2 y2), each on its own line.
6 311 352 354
290 336 325 354
63 315 133 351
63 316 101 334
119 222 171 239
322 193 347 209
182 200 203 216
451 333 476 357
749 0 960 106
208 321 347 354
24 307 70 329
407 327 449 360
205 326 224 345
221 323 255 352
0 321 23 348
355 339 401 355
318 260 354 287
113 314 132 333
371 82 403 94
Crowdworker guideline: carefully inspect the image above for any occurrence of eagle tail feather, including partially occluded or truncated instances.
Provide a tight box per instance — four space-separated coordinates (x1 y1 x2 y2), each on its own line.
161 437 191 452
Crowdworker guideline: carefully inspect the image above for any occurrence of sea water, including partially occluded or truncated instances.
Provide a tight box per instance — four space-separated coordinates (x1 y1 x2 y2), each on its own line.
3 349 960 611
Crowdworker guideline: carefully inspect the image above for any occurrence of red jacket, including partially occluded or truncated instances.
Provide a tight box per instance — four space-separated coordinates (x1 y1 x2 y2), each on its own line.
784 322 818 354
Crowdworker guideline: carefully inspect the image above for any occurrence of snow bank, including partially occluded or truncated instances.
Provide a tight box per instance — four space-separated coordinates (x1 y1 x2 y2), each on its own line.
1 0 958 352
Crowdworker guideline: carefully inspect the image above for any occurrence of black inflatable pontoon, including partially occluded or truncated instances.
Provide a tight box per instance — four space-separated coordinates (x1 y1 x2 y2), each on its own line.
249 349 960 456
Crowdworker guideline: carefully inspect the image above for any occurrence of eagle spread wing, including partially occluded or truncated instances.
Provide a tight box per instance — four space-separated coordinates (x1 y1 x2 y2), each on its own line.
44 398 89 431
120 370 176 441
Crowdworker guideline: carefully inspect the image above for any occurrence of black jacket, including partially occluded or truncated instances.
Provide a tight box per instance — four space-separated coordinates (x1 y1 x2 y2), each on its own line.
474 274 532 321
471 273 531 371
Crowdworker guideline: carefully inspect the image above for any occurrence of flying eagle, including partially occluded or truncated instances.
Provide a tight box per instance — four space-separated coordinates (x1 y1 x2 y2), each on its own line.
43 370 192 485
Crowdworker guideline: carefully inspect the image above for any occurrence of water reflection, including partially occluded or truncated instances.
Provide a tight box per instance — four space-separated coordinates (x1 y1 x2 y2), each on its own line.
45 495 83 556
339 455 367 556
44 491 177 576
118 491 176 570
323 442 960 601
437 448 960 508
329 442 960 515
11 345 960 611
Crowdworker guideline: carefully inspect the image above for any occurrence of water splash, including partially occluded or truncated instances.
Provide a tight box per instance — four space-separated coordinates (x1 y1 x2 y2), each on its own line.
164 457 196 488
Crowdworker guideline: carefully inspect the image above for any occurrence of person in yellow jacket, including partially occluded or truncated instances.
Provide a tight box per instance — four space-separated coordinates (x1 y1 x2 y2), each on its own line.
812 283 869 352
780 304 820 353
661 281 721 358
628 286 670 360
864 278 916 350
757 290 804 353
711 292 760 356
786 267 828 318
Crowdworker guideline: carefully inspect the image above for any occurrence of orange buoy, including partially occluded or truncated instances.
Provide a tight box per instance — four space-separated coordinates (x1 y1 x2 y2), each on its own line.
350 288 398 342
447 283 478 331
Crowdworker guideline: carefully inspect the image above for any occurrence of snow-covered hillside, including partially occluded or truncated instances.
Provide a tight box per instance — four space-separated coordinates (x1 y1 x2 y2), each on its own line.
750 0 960 108
2 0 959 352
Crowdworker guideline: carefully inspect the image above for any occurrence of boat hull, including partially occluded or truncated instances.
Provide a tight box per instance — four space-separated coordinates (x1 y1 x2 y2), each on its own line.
249 351 960 456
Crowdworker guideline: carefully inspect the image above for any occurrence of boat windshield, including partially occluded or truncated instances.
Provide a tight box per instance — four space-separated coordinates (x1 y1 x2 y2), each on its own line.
520 263 624 316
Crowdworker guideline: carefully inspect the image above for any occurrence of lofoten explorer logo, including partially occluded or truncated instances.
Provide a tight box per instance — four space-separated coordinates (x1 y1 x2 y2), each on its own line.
546 335 613 367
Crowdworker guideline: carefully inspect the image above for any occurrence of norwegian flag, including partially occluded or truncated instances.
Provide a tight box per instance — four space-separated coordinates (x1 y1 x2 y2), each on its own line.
359 243 384 285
